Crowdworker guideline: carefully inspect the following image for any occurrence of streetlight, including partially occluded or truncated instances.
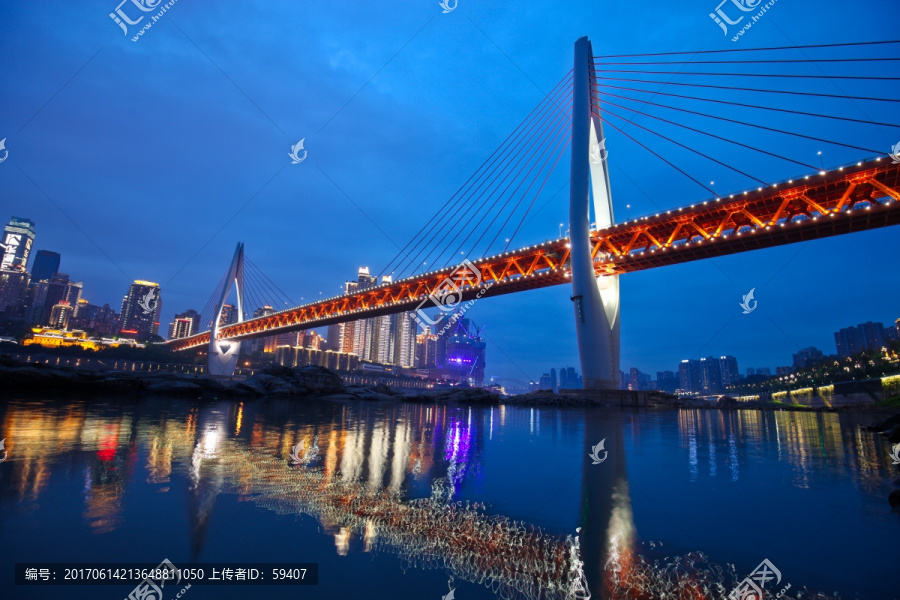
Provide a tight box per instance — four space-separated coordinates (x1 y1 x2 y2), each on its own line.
626 204 631 220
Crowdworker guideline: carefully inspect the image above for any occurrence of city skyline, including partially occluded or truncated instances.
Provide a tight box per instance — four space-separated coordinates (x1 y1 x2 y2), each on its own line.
2 204 898 381
1 1 898 381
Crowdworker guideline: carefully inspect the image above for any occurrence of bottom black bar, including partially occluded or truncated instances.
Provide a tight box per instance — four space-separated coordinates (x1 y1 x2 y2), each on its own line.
15 563 318 585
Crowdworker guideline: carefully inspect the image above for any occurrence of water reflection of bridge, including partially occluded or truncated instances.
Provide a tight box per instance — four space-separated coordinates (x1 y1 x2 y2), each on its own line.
0 401 590 599
1 401 893 599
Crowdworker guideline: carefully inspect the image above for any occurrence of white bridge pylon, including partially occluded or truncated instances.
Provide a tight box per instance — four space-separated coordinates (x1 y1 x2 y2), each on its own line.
569 36 620 390
209 242 245 377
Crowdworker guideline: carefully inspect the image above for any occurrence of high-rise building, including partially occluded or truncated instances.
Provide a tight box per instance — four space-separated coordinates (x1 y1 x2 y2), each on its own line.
440 317 486 384
120 280 161 338
835 321 888 357
26 273 82 326
30 250 60 282
218 303 239 327
303 331 324 350
0 270 30 317
171 318 194 339
168 309 201 340
699 356 723 394
834 326 861 358
550 368 558 393
415 331 440 368
656 370 677 393
353 268 378 356
1 217 36 271
49 300 74 330
792 346 825 369
718 356 739 387
678 359 702 394
539 372 553 390
559 366 582 389
328 269 417 367
392 311 418 367
858 321 886 351
886 323 899 343
628 367 643 391
249 305 276 353
71 301 119 335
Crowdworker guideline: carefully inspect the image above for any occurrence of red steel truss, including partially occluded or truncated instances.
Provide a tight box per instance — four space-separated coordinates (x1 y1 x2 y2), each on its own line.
169 158 900 351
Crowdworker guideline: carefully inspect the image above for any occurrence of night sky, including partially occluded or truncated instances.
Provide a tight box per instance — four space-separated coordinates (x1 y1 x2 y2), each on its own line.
1 0 898 383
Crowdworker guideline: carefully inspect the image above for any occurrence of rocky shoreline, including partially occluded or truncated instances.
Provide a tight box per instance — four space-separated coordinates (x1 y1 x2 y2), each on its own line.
1 355 898 414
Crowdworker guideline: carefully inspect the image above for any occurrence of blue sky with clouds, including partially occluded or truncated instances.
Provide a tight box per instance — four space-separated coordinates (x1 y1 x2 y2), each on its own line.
1 0 898 382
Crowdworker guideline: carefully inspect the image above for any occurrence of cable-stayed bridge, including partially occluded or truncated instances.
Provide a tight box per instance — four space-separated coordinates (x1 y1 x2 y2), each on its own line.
168 37 900 385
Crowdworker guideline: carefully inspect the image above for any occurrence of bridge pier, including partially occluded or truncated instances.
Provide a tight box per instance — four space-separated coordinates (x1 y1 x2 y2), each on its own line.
569 37 621 390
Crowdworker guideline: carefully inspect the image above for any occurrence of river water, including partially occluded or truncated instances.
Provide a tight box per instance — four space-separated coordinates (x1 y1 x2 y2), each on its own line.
0 396 897 599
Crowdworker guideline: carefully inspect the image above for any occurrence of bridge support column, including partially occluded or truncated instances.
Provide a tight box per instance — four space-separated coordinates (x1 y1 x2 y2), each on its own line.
569 36 620 390
208 242 245 377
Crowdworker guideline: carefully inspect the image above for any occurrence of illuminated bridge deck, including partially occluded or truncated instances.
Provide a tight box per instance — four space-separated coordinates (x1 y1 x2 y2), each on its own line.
169 158 900 351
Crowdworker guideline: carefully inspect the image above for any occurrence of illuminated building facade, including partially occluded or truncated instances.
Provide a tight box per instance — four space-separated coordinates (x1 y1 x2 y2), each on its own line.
699 356 723 394
718 356 740 387
349 267 377 357
168 309 201 340
71 302 120 335
26 273 82 326
23 328 141 350
0 216 36 271
439 317 486 384
250 305 276 352
120 280 161 338
218 303 238 327
275 345 360 372
324 268 416 368
171 318 194 339
0 270 29 317
678 359 702 394
49 300 74 330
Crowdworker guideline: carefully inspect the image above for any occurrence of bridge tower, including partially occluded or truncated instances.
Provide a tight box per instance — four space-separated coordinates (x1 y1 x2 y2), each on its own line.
208 242 245 377
569 36 620 390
